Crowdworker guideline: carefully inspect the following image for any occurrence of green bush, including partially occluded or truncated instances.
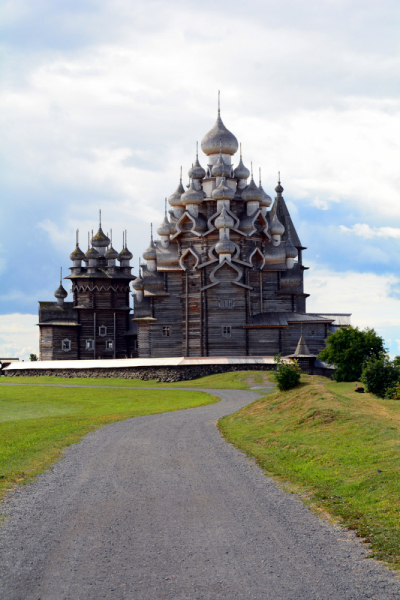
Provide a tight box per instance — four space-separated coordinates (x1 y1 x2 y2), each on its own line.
318 326 385 382
360 354 400 398
273 354 302 391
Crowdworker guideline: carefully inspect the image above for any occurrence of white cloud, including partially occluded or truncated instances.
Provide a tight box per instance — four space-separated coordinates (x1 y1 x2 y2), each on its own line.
0 314 38 361
340 224 400 239
306 265 400 355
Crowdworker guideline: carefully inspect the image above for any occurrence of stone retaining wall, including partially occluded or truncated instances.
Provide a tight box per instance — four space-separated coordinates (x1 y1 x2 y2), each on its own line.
3 363 277 383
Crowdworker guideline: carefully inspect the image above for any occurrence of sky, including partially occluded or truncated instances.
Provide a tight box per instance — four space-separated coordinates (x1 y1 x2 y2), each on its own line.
1 0 400 360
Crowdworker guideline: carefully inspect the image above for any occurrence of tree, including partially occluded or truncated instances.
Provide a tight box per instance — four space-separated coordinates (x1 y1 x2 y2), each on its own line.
29 353 38 362
360 354 400 398
318 326 386 382
273 354 302 391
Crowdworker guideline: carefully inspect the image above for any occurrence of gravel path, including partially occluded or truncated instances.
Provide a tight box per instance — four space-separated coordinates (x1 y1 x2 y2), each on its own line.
1 387 400 600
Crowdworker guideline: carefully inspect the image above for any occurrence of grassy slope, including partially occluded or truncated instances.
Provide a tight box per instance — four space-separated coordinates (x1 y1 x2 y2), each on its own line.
0 370 272 390
219 375 400 568
0 385 217 500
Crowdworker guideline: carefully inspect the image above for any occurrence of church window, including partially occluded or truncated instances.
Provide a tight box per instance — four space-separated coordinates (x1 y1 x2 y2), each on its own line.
86 339 94 350
220 300 234 309
99 325 107 337
222 326 231 338
62 339 71 352
106 340 113 350
162 326 171 337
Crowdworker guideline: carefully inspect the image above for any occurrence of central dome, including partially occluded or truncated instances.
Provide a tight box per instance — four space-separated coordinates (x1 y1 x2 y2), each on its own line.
201 111 239 156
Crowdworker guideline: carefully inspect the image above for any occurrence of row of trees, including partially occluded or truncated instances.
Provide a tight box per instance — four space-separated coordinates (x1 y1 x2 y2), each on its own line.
318 326 400 399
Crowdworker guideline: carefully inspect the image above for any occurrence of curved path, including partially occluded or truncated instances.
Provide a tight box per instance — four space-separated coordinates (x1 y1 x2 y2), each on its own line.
1 387 400 600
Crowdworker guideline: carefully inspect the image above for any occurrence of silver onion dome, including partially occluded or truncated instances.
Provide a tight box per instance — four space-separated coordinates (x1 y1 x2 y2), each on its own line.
212 178 235 201
215 207 235 230
132 272 144 291
275 173 284 196
70 245 86 262
241 177 265 203
211 150 231 178
92 226 110 248
142 238 157 261
215 230 236 255
180 180 203 205
258 168 272 207
157 214 172 237
286 237 298 259
201 111 239 156
233 144 250 180
168 170 185 207
270 214 285 236
85 247 100 260
120 246 133 261
54 284 68 299
188 143 206 180
105 246 120 260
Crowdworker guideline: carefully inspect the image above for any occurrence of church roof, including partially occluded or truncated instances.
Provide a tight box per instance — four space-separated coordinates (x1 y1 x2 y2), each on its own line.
244 312 333 328
288 335 316 358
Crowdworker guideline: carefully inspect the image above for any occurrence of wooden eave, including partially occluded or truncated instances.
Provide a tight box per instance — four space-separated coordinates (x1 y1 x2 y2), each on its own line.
132 317 158 322
37 321 81 327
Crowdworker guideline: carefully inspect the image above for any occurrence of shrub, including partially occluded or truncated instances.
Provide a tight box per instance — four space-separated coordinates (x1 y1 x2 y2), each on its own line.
360 354 400 398
318 326 386 382
273 354 302 391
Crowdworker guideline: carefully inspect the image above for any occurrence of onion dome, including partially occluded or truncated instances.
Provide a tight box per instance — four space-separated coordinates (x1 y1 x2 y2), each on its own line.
92 226 110 248
70 244 86 262
142 238 157 261
168 169 185 207
258 169 272 207
85 247 100 260
234 144 250 180
241 177 265 204
286 237 298 259
157 214 172 237
211 151 231 178
120 246 133 261
215 207 235 230
188 143 206 180
275 173 284 196
215 230 236 255
180 180 203 205
132 272 144 291
105 246 119 260
201 96 239 156
259 185 272 207
270 214 285 236
54 283 68 300
212 178 235 201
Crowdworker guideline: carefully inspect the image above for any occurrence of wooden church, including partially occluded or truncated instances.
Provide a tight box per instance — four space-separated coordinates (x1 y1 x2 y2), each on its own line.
38 99 342 361
132 101 335 357
38 225 138 360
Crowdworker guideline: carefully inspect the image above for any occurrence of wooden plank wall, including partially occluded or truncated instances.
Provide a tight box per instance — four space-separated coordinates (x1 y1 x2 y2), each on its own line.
248 328 280 356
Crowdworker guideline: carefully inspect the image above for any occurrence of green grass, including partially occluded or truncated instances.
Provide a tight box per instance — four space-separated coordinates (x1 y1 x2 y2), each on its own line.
219 375 400 568
0 370 273 390
0 384 218 500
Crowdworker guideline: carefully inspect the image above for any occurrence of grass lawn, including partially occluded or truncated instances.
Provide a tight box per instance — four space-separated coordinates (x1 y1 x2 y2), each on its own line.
0 384 218 501
219 375 400 568
0 369 273 390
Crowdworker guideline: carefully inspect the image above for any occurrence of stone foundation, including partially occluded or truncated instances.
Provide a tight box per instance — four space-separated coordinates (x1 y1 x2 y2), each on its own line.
3 363 277 383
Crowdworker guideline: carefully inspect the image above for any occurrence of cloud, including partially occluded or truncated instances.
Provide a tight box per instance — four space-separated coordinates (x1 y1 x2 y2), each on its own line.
306 264 400 356
0 313 38 361
340 224 400 239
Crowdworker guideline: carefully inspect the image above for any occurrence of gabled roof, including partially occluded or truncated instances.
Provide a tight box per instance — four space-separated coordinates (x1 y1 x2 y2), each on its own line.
270 196 303 249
